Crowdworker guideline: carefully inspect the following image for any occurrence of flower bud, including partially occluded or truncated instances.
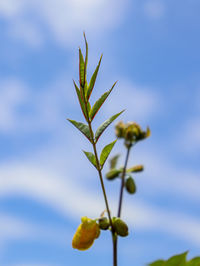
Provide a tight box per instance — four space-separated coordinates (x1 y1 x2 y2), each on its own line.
115 121 125 138
112 217 129 237
106 169 120 180
98 217 110 230
124 122 141 142
125 176 136 194
127 165 144 173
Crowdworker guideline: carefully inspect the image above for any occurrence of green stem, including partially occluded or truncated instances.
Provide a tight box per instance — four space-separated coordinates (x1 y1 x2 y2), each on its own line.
83 94 116 265
112 233 117 266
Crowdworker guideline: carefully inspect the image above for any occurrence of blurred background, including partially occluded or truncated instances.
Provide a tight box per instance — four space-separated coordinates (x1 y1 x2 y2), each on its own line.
0 0 200 265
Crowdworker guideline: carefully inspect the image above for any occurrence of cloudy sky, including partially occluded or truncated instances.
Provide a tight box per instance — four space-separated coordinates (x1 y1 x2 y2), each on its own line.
0 0 200 265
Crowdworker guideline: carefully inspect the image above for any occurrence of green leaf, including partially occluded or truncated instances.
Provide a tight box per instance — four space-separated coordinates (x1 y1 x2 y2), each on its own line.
79 48 85 89
89 82 117 121
149 260 165 266
87 54 102 100
67 119 91 141
187 257 200 266
165 252 188 266
100 140 117 168
95 110 125 143
83 151 97 168
73 80 87 120
83 32 88 85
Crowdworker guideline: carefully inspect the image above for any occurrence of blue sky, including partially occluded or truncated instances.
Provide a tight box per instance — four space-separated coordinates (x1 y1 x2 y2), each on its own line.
0 0 200 265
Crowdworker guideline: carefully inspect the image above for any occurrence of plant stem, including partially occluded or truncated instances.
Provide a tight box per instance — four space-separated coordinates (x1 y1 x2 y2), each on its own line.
117 145 131 217
88 122 117 266
112 233 117 266
83 97 116 265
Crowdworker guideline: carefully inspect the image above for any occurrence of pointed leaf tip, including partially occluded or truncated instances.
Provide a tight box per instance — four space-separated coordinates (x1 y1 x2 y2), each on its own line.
87 54 103 100
79 48 85 89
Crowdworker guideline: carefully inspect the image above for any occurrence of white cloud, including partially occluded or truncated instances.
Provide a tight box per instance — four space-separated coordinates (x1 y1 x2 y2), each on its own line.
0 0 130 47
0 78 27 132
144 0 165 19
135 149 200 202
0 159 200 247
8 20 44 48
0 0 25 18
178 117 200 154
103 79 161 122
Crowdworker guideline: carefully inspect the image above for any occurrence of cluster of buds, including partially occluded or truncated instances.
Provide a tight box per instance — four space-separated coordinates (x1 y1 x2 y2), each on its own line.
98 216 128 237
115 121 150 147
106 160 144 194
72 216 129 251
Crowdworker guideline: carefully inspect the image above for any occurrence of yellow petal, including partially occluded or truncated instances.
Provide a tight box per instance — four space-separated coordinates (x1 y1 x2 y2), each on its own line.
72 217 100 251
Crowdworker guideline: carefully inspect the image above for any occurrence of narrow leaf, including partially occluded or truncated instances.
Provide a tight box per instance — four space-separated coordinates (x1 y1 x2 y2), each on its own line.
87 54 102 100
87 101 91 114
79 48 85 89
166 251 188 266
67 119 91 141
83 151 97 168
95 110 125 143
73 80 87 120
83 32 88 85
90 82 117 121
100 140 117 168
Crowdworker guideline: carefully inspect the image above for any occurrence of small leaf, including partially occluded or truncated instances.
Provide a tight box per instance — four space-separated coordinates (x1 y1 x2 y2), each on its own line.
83 32 88 85
100 140 117 168
73 80 87 120
87 101 91 114
83 151 97 168
95 110 125 143
166 251 188 266
90 82 117 121
87 55 102 100
67 119 91 141
149 260 165 266
109 154 120 169
79 48 85 89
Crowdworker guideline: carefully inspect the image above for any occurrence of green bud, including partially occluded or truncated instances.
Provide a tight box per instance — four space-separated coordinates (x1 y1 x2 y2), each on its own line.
98 217 110 230
106 169 120 180
124 122 141 142
109 154 120 169
115 121 125 138
127 165 144 173
112 217 129 237
125 176 136 194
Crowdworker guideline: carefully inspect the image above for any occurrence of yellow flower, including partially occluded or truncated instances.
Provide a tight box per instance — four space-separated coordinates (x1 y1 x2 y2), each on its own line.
72 217 100 251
